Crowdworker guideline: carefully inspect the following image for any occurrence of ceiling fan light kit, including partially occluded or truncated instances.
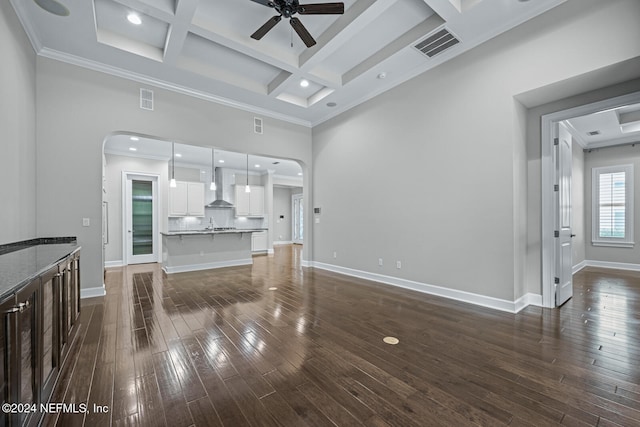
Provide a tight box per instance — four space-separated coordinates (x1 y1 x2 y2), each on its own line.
250 0 344 48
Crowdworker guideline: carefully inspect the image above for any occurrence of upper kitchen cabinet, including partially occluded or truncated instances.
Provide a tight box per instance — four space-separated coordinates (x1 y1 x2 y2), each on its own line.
235 185 265 217
169 181 205 217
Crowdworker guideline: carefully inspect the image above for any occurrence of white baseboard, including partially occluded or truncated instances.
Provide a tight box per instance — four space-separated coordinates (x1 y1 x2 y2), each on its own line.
301 260 312 268
514 293 543 313
81 284 106 299
310 261 538 314
162 258 253 274
105 260 124 268
273 241 293 245
267 248 275 254
572 260 587 274
582 259 640 272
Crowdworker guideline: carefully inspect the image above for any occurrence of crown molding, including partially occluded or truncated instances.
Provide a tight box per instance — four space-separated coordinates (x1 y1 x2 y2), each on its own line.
37 47 313 128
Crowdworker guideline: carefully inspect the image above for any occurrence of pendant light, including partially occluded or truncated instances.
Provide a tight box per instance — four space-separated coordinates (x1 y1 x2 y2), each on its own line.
245 153 251 193
169 142 177 188
210 148 216 191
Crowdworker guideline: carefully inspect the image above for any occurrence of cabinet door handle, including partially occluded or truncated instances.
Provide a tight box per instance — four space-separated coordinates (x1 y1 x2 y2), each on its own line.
18 301 30 312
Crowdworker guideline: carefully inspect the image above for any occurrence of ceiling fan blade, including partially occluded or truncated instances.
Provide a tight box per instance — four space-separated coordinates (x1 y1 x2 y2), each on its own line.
249 0 275 8
297 3 344 15
251 15 282 40
290 17 316 47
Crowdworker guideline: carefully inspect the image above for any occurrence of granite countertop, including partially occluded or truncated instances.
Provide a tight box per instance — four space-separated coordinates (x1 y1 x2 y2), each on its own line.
161 229 267 236
0 238 80 301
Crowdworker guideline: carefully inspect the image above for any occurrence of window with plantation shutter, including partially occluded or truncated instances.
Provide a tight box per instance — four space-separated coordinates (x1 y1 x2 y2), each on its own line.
592 165 634 247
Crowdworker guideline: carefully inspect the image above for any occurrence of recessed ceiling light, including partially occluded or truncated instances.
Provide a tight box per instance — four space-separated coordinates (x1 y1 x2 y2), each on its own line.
254 164 261 168
298 172 303 176
175 153 182 158
129 147 137 151
218 159 225 163
130 136 139 141
326 102 337 107
377 72 387 79
127 13 142 25
300 79 309 88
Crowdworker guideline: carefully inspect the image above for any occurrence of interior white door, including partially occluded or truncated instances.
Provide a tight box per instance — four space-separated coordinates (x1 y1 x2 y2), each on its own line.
555 122 573 306
292 194 303 245
125 174 158 264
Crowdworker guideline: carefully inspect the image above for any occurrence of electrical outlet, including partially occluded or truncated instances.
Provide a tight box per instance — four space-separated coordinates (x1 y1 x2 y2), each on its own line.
333 251 337 259
396 261 402 269
82 218 90 227
378 258 383 267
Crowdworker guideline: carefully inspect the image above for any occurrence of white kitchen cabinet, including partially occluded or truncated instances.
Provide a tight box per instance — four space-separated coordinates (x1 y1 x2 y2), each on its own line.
251 231 268 252
235 185 264 217
169 181 205 217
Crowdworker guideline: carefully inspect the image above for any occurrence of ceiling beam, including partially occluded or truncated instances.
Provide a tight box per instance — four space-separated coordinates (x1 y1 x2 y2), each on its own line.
266 0 399 99
163 0 199 65
343 13 444 85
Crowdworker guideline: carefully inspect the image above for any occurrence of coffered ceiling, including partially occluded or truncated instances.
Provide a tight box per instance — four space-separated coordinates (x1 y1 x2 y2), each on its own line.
11 0 565 126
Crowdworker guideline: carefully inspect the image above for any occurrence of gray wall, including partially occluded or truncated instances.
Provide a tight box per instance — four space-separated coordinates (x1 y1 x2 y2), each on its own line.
36 58 312 291
313 0 640 302
572 141 585 267
0 2 36 244
584 145 640 264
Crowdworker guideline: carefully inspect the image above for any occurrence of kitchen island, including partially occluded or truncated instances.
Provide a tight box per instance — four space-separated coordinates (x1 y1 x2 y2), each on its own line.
161 229 266 274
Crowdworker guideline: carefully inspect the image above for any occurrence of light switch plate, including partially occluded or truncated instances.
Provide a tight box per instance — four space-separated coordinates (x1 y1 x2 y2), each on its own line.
82 218 90 227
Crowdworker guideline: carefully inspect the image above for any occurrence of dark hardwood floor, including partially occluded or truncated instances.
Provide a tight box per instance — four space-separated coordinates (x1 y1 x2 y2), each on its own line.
43 245 640 426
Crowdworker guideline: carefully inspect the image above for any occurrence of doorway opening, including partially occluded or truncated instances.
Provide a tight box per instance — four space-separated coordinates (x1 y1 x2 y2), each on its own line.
541 91 640 308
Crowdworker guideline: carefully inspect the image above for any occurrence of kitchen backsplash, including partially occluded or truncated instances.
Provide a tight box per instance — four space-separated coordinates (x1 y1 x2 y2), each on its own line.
169 210 267 231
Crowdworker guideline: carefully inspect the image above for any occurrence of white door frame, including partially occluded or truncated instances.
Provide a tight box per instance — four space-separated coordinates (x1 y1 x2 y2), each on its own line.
292 193 303 245
541 91 640 308
122 172 160 265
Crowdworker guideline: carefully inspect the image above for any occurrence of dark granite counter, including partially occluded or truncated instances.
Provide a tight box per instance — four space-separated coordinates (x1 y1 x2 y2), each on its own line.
161 229 267 236
0 237 79 301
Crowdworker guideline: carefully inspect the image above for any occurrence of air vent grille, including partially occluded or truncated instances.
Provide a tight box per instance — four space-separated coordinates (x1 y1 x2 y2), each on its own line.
140 88 154 111
254 117 263 134
414 28 460 58
587 130 601 136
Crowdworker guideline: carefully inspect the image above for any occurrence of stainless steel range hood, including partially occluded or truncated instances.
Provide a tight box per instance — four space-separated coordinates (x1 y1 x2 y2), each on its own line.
206 167 234 208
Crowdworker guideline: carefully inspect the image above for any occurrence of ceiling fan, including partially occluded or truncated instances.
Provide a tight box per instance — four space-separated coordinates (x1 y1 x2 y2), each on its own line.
249 0 345 48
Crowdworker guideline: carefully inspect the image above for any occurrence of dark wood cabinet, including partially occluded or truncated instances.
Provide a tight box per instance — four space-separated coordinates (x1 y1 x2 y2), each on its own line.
0 249 80 427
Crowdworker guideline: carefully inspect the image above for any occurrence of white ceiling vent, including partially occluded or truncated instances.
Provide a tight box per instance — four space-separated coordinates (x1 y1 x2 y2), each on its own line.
254 117 263 134
414 28 460 58
140 88 154 111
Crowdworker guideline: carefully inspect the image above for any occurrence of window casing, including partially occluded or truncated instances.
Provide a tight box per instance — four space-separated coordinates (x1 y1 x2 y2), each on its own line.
592 164 634 247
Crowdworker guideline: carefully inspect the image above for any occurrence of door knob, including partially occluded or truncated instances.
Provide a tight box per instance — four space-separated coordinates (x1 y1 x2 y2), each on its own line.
570 234 576 238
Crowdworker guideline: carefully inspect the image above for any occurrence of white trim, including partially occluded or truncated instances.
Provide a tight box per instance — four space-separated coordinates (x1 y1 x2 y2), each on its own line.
572 260 587 274
267 248 275 255
162 258 252 274
81 285 106 299
592 241 635 248
37 48 312 128
310 261 540 314
514 293 543 313
301 260 312 268
105 260 124 268
541 91 640 309
273 241 293 245
582 260 640 272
